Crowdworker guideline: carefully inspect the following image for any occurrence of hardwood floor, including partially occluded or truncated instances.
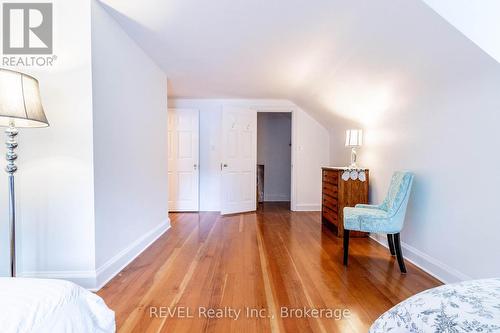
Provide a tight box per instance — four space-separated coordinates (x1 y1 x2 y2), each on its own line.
98 202 441 332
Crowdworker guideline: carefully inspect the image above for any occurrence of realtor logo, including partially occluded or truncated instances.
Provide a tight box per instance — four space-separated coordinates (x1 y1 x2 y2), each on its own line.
2 3 53 54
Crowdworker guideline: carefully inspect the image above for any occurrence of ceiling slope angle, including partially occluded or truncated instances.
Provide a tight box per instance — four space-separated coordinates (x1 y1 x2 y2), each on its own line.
98 0 500 127
421 0 500 64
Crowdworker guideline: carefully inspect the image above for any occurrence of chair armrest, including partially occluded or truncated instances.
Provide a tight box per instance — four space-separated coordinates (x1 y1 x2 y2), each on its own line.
355 204 380 210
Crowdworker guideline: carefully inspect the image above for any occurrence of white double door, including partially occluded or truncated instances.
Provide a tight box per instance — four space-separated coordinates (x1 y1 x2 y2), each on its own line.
221 107 257 215
168 109 199 211
168 107 257 215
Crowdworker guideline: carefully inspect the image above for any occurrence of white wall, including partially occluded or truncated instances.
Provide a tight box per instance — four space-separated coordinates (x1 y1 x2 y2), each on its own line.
0 0 169 289
91 0 169 288
168 99 329 211
257 113 291 202
0 0 96 284
329 26 500 284
292 108 330 211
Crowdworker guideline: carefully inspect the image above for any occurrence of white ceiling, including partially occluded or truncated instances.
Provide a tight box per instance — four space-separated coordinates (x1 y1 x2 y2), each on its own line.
422 0 500 64
98 0 499 126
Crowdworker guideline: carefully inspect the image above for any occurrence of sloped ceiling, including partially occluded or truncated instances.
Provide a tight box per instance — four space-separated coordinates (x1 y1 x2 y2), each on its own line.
421 0 500 64
98 0 499 127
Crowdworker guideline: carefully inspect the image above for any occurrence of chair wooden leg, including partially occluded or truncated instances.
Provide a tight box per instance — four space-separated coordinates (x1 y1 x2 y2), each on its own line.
343 229 350 266
387 234 396 256
393 233 407 273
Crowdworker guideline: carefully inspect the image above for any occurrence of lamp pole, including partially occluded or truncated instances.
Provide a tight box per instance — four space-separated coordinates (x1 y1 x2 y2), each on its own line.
350 147 358 168
6 123 18 277
0 69 50 277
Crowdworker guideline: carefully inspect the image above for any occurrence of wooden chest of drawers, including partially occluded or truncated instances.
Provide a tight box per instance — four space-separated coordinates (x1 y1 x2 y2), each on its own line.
321 167 369 238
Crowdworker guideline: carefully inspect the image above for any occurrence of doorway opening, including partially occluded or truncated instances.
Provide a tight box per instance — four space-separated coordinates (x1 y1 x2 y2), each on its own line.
257 112 292 210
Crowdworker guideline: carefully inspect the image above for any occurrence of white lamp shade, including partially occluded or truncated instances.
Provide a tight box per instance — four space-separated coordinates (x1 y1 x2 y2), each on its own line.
0 69 49 128
345 129 363 147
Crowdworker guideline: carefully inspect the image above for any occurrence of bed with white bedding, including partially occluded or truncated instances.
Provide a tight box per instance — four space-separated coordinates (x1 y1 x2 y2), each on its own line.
370 278 500 333
0 278 115 333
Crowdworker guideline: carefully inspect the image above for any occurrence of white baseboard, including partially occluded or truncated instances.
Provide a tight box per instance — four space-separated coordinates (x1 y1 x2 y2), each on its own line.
263 194 291 202
21 218 171 291
21 270 97 290
293 203 321 211
94 218 171 291
370 234 471 284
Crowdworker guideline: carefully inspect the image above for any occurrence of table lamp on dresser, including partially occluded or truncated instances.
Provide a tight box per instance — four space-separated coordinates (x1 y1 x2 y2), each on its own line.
0 68 49 277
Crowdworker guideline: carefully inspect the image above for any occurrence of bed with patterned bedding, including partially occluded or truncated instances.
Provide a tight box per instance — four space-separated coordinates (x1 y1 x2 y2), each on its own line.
370 278 500 333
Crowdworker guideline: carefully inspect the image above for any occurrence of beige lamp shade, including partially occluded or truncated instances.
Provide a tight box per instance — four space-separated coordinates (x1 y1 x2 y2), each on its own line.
345 129 363 147
0 68 49 128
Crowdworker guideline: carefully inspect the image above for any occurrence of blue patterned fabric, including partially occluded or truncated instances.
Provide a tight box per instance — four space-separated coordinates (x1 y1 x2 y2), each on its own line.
343 171 414 234
370 279 500 333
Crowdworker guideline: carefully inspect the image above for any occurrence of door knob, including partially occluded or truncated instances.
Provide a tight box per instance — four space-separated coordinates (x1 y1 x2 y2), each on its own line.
194 163 198 170
221 163 228 170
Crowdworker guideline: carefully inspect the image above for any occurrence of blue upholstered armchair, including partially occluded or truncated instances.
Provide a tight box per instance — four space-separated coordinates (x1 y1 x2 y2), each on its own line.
343 171 414 273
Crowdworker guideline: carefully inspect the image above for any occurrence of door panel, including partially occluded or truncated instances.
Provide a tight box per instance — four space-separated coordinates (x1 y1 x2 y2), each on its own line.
221 107 257 214
168 109 199 211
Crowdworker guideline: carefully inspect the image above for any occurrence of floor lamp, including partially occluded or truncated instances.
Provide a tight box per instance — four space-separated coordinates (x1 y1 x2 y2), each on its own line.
0 69 49 277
